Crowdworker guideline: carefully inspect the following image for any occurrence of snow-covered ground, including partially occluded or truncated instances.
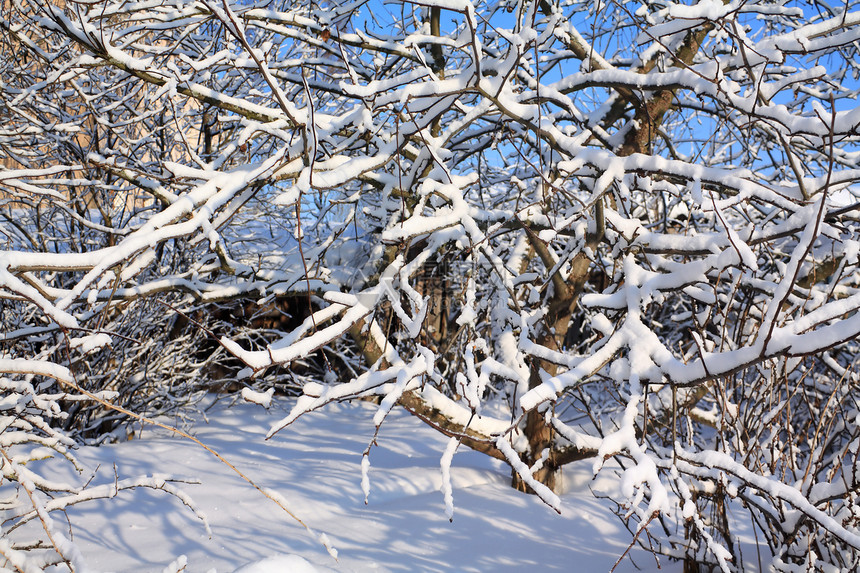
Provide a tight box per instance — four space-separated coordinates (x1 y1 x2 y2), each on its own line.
34 398 685 572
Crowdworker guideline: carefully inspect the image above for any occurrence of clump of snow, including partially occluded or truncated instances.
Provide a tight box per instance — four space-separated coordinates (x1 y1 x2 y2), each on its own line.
440 437 458 521
241 387 275 408
69 333 112 354
303 381 325 397
161 555 188 573
273 188 300 206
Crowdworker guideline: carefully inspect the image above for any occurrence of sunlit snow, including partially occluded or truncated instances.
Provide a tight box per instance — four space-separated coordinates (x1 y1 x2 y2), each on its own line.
24 398 710 572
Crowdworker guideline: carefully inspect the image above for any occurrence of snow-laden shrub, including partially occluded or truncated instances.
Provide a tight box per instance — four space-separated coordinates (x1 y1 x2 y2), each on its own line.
3 0 860 569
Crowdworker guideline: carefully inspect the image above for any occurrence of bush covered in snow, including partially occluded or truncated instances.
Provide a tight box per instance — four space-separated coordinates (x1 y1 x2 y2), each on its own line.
3 0 860 569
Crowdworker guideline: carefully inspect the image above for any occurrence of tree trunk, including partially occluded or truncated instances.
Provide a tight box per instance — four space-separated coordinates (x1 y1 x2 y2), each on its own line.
514 7 717 497
512 404 560 493
510 245 597 494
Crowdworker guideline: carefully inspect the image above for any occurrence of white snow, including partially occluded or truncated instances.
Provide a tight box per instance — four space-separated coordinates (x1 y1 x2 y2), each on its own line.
241 387 275 408
69 333 113 355
233 554 328 573
20 398 696 572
